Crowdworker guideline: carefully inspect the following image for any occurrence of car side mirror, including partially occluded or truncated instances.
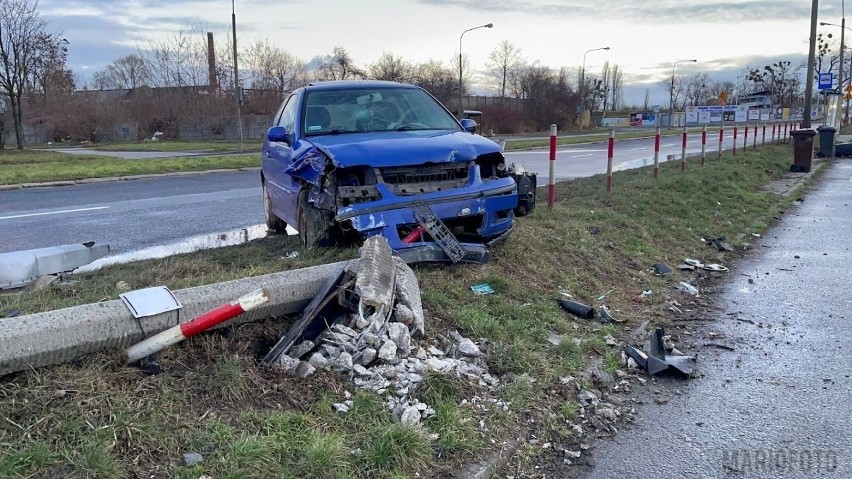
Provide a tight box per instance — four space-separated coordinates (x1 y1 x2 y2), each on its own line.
460 119 477 133
267 126 288 143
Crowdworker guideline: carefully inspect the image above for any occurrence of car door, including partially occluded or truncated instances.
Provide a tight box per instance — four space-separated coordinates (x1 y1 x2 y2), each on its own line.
263 93 301 226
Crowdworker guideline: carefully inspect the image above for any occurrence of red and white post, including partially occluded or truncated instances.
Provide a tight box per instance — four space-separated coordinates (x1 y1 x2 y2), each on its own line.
700 125 707 166
606 129 614 193
653 127 661 179
680 125 688 171
762 123 766 146
772 123 777 143
126 288 271 363
784 122 789 143
752 124 757 151
743 121 749 151
718 125 724 160
733 124 738 156
548 123 557 209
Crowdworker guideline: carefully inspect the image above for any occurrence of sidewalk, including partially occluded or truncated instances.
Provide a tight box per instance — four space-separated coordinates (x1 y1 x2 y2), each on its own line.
567 160 852 478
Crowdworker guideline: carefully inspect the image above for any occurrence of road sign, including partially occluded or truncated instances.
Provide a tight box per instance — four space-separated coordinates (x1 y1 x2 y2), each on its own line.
718 91 728 104
846 84 852 93
653 105 660 113
819 72 834 90
845 92 852 101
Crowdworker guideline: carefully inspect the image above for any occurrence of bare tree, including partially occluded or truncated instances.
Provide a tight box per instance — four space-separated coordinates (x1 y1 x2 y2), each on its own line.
658 75 687 112
367 52 413 83
0 0 59 148
485 40 525 97
449 53 473 98
91 54 150 89
316 46 363 81
643 88 650 110
243 39 305 91
141 26 209 88
684 72 711 106
411 59 457 106
746 60 798 107
609 64 623 111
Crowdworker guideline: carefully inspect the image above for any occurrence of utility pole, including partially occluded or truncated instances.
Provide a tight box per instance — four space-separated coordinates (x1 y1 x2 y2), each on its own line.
458 23 492 120
232 0 244 151
802 0 819 129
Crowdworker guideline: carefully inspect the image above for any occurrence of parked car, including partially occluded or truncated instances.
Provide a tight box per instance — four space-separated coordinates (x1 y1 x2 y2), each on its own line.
261 80 534 262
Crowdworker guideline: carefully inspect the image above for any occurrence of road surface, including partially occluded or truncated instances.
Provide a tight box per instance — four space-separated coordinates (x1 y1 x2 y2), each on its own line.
566 161 852 479
0 131 782 257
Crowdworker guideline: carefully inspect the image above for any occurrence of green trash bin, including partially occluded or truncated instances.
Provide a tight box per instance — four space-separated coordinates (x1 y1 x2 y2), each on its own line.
817 126 836 158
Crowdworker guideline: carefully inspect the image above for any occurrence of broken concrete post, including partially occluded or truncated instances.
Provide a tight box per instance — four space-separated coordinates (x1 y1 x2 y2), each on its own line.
0 261 348 377
0 242 110 290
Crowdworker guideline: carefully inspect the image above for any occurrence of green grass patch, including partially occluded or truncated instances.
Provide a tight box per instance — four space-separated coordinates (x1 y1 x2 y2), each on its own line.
0 144 806 477
0 149 259 184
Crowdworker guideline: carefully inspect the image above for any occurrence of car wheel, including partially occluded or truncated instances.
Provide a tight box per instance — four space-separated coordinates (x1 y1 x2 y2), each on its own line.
263 181 288 233
297 190 332 248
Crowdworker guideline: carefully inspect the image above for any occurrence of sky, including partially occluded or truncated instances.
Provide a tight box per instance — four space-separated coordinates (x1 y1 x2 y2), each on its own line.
39 0 844 106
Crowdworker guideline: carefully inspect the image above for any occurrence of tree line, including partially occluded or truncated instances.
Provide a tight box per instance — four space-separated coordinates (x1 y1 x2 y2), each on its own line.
0 0 824 148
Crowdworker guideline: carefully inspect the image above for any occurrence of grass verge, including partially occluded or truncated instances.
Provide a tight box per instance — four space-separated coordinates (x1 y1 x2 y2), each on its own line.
0 150 259 185
0 144 801 478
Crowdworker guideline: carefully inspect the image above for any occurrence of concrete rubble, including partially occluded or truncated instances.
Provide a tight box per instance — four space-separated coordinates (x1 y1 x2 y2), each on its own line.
269 236 497 424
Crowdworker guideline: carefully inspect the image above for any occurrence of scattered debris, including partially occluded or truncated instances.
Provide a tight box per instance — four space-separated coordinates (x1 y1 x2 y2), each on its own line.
676 282 699 296
684 258 704 268
470 282 495 295
598 305 623 323
704 343 735 351
1 309 22 318
704 236 734 252
182 452 203 467
639 290 653 298
285 251 300 259
596 289 614 301
263 236 495 424
558 300 595 320
652 263 673 276
604 334 617 346
704 263 729 272
623 328 696 377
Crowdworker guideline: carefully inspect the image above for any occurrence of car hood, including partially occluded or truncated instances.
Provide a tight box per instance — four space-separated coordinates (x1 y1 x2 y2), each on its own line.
305 130 501 168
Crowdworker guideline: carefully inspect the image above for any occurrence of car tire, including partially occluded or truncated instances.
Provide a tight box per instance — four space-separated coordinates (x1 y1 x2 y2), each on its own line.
297 190 332 248
263 181 288 233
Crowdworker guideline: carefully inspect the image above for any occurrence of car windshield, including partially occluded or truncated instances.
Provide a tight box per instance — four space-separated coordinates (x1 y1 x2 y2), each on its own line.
302 87 460 136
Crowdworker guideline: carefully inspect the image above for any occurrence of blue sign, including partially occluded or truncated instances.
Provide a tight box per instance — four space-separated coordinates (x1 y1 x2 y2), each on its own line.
819 72 834 90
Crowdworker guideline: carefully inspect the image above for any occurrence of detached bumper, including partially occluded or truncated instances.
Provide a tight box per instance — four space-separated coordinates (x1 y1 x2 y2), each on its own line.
394 226 513 265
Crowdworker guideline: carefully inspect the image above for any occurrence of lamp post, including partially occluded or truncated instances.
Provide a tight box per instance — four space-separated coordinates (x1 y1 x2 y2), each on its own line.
578 46 610 131
821 13 849 125
668 59 697 129
458 23 493 120
231 0 244 151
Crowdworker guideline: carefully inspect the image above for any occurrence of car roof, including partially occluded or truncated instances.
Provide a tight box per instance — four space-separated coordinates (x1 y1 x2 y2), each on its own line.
304 80 420 91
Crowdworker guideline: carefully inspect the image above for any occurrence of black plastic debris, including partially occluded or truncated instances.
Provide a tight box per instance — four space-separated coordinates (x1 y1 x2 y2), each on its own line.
138 355 162 376
558 300 595 320
652 263 673 276
704 236 734 252
624 328 696 378
599 305 622 323
2 309 22 318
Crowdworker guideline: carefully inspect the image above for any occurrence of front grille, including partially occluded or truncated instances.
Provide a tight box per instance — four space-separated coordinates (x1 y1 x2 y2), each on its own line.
380 163 470 185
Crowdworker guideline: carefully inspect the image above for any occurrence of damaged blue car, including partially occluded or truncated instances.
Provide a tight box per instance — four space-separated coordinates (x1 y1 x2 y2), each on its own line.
261 80 535 263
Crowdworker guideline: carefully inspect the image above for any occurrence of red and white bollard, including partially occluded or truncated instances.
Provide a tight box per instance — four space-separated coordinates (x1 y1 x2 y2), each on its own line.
700 125 707 166
680 126 688 171
548 123 557 209
126 288 271 363
762 124 766 146
784 122 789 143
743 122 749 151
606 129 614 193
752 124 757 151
733 124 738 156
653 127 661 179
718 125 724 160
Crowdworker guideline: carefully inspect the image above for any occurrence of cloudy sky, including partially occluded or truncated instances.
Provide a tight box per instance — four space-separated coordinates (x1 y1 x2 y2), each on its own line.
40 0 842 105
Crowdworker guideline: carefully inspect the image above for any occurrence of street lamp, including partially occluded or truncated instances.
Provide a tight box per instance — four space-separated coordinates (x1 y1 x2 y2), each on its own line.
821 15 849 125
458 23 493 120
668 59 697 129
231 0 244 151
578 46 610 131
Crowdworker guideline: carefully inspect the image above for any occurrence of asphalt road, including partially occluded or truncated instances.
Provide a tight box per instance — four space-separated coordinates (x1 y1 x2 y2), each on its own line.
0 131 777 256
566 161 852 478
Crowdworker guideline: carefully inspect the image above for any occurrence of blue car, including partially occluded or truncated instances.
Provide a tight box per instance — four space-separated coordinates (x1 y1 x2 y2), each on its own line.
261 80 533 263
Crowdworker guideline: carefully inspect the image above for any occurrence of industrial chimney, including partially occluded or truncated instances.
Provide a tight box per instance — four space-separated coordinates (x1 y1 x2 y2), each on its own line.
207 32 218 91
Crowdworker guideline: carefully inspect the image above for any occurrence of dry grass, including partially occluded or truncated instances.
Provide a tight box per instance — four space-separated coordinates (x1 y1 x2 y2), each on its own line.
0 144 800 478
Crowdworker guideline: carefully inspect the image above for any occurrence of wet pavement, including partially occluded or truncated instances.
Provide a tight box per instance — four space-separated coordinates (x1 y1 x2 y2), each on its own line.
566 160 852 478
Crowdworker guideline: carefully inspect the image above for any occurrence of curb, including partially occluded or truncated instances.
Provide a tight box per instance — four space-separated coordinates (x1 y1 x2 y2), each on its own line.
0 261 346 377
0 167 261 191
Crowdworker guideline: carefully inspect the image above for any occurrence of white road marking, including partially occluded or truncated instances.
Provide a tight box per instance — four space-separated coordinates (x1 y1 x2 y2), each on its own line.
0 206 110 221
569 154 594 158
